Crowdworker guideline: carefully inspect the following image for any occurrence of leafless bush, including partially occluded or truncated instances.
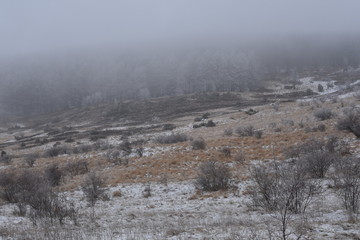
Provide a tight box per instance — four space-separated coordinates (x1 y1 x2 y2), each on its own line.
354 91 360 100
251 162 316 213
82 172 105 208
314 108 333 121
136 147 144 157
72 144 93 154
202 112 210 119
284 138 328 159
105 150 123 165
337 107 360 138
154 133 188 144
234 151 246 163
119 140 132 156
93 139 112 150
24 153 39 167
221 147 231 157
162 123 176 131
64 160 89 176
0 170 19 203
317 84 324 92
0 154 12 164
191 138 206 150
325 135 339 153
142 184 151 198
254 130 263 139
223 128 233 136
251 162 317 240
281 118 294 126
236 125 254 136
268 122 277 129
205 120 216 127
299 151 337 178
195 160 231 191
44 145 71 158
45 164 62 186
334 157 360 214
317 124 326 132
0 170 77 225
64 137 74 143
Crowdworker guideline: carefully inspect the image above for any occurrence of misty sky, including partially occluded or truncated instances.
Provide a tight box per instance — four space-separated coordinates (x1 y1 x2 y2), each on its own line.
1 0 360 57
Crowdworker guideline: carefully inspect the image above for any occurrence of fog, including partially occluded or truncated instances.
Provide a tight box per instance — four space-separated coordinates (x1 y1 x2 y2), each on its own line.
1 0 360 57
1 1 360 117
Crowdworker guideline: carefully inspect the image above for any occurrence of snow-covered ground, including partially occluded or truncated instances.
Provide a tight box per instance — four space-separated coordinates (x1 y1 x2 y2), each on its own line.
0 178 359 239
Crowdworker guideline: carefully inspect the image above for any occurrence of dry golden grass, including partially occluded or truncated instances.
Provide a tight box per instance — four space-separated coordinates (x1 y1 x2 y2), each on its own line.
1 95 359 192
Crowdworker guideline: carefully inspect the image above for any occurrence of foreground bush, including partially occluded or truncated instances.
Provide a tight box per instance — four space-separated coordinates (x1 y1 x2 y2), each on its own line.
195 161 231 191
0 169 76 225
337 107 360 138
334 157 360 214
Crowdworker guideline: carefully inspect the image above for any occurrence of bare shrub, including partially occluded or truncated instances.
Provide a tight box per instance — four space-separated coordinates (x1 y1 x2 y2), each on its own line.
0 170 19 203
299 151 337 178
268 122 277 129
191 138 206 150
64 137 74 143
317 84 324 92
154 133 188 144
234 151 246 163
254 130 263 139
284 138 340 178
317 124 326 132
325 135 339 153
353 91 360 101
251 162 317 240
162 124 176 131
45 164 62 187
195 161 231 191
105 150 123 165
82 172 105 207
221 147 231 157
314 108 333 121
72 144 93 154
93 139 112 150
281 118 294 126
251 162 316 213
44 145 70 158
337 107 360 138
142 184 151 198
202 112 210 119
334 157 360 214
112 190 122 198
25 153 39 167
284 138 327 159
0 154 12 164
205 120 216 127
119 140 132 156
0 170 77 225
236 125 254 137
64 160 89 176
136 147 144 157
223 128 233 136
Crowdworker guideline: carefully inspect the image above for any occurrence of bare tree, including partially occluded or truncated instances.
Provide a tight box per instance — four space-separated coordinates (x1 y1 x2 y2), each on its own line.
334 157 360 216
251 162 317 240
82 172 105 218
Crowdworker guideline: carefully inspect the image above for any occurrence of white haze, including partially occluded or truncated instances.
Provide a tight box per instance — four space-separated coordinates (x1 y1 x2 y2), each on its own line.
1 0 360 57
